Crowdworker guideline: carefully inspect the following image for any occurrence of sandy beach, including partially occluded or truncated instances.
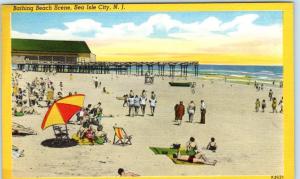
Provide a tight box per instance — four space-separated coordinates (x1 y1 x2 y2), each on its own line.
12 71 283 177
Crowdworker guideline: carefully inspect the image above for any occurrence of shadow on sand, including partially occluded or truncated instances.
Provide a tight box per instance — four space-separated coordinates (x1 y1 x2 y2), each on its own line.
41 138 78 148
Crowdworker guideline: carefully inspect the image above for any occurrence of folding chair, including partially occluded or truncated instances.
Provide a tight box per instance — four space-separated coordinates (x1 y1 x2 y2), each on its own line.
113 126 132 146
52 125 70 144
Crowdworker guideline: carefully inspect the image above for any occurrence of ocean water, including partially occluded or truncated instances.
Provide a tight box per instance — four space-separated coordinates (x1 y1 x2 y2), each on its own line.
145 65 283 80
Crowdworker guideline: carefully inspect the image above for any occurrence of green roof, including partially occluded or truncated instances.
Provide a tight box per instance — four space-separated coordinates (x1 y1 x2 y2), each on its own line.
12 38 91 53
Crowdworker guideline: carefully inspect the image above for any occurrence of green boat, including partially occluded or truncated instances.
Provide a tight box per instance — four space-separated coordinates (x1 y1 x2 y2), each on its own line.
169 82 192 87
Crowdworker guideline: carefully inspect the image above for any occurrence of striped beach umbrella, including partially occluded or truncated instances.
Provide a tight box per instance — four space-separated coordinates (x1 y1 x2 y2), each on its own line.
41 94 85 129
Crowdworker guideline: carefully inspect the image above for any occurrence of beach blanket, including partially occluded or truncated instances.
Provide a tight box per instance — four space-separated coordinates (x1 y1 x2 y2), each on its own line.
72 134 105 145
149 147 204 165
14 112 24 117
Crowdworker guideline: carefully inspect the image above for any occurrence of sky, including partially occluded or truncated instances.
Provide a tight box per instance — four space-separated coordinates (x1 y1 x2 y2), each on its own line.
11 11 283 65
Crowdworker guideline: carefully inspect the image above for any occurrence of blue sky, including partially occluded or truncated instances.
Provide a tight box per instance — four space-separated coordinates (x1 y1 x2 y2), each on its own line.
12 11 282 34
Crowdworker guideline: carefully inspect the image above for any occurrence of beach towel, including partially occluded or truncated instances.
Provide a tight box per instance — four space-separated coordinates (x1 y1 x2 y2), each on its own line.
149 147 204 165
72 134 104 145
14 112 24 117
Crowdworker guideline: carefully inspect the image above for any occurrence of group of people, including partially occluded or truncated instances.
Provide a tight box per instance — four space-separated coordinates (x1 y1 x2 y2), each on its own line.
174 100 206 125
76 102 109 145
12 74 56 116
92 76 102 88
123 90 157 117
254 89 283 113
173 137 217 165
254 81 264 91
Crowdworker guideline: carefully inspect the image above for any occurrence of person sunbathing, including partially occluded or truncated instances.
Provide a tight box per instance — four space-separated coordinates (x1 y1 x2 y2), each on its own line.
14 102 24 116
117 168 139 177
173 137 217 165
173 150 217 166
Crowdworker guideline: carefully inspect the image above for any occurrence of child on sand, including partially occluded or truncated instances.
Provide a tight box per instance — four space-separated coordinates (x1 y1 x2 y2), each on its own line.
206 137 217 152
255 99 260 112
261 99 267 112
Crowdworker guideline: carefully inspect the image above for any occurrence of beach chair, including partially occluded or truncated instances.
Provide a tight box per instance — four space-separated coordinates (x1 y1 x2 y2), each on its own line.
113 126 132 146
52 125 70 144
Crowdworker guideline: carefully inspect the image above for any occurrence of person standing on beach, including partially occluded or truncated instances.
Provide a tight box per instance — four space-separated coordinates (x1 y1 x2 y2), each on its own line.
278 97 283 113
98 78 101 88
268 89 273 101
261 99 266 112
141 90 147 98
149 96 157 116
129 90 134 98
59 81 63 91
123 94 128 107
127 95 135 117
94 77 99 88
187 101 196 122
140 94 147 116
191 82 196 94
255 99 260 112
174 103 179 122
261 83 264 91
175 101 185 125
134 95 140 116
200 100 206 124
151 91 156 99
272 97 277 113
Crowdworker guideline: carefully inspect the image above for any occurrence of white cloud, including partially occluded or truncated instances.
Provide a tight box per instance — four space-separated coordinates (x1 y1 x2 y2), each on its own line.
11 13 282 56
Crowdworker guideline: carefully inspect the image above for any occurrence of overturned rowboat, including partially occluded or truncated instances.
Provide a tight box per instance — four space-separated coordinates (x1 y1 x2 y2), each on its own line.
169 82 192 87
